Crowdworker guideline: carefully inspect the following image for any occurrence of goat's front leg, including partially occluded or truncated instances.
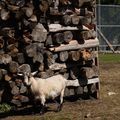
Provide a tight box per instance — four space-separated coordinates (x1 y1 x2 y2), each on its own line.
40 96 46 115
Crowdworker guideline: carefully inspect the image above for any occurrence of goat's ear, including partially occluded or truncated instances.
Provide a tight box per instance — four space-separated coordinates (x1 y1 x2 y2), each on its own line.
31 71 38 76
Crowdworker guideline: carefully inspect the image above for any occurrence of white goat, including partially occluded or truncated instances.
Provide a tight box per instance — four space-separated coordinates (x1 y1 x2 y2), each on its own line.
18 64 80 114
19 72 67 114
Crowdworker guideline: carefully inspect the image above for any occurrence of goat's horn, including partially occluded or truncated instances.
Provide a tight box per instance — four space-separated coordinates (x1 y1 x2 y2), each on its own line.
31 71 38 76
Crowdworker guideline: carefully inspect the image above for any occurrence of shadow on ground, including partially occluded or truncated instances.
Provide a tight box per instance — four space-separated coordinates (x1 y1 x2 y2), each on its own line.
0 94 95 119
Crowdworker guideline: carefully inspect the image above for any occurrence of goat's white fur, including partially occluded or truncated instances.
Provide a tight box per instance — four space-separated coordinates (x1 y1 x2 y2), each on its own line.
23 73 67 112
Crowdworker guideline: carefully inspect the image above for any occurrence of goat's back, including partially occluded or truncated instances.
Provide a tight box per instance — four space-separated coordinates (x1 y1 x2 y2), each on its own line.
35 74 67 98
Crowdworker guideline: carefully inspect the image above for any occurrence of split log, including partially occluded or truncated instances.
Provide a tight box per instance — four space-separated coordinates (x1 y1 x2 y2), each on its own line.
11 99 22 107
65 87 76 97
80 66 98 79
0 27 15 39
25 43 44 58
37 72 48 79
59 51 68 62
28 15 38 22
63 31 73 43
23 32 32 44
49 61 84 71
13 95 29 103
71 15 80 25
39 0 49 13
45 35 53 46
25 7 34 18
53 32 64 45
0 54 12 64
38 63 44 72
49 63 67 70
20 83 27 94
11 85 20 95
31 23 48 42
74 86 84 95
69 66 80 80
81 29 96 40
25 44 36 57
9 61 19 73
62 15 72 26
16 53 25 64
49 38 99 52
44 50 55 67
33 52 44 63
4 74 12 81
69 50 80 61
7 44 19 56
0 9 10 21
19 95 29 103
80 49 97 60
81 16 92 25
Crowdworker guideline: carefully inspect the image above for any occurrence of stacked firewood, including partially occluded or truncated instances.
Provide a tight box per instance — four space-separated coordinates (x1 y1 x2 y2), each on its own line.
0 0 98 106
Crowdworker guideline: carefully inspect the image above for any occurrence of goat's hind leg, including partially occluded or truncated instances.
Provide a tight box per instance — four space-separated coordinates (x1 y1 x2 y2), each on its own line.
56 89 64 112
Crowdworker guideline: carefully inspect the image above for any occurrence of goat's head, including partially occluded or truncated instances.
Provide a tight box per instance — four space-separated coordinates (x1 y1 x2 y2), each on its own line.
17 64 38 86
24 71 38 86
17 64 32 86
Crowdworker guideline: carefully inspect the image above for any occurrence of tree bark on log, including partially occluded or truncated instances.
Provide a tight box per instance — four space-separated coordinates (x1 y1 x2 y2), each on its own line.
0 0 98 106
59 51 69 62
49 38 99 52
63 31 73 43
69 50 80 61
69 66 80 80
80 66 98 79
53 32 64 45
9 61 19 73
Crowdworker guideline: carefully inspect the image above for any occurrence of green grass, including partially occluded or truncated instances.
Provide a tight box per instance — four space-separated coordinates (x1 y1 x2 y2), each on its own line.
0 103 12 113
99 53 120 63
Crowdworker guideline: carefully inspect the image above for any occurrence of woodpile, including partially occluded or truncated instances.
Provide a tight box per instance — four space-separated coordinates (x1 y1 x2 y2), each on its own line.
0 0 99 107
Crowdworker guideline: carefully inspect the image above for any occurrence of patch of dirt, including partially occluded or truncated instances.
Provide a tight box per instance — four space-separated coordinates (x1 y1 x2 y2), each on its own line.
0 62 120 120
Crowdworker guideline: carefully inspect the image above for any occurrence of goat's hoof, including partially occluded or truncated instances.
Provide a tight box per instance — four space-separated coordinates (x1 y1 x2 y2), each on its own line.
39 111 45 115
55 109 61 112
55 107 62 112
40 109 46 115
55 104 62 112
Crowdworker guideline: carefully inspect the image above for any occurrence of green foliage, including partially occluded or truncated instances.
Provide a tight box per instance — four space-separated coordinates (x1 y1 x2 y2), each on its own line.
0 103 12 113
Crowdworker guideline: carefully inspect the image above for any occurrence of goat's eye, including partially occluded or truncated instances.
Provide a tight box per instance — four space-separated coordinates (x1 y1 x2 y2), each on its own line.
28 76 30 79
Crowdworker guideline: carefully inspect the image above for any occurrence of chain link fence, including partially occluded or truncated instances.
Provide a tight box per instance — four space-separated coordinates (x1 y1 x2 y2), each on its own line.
96 4 120 52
